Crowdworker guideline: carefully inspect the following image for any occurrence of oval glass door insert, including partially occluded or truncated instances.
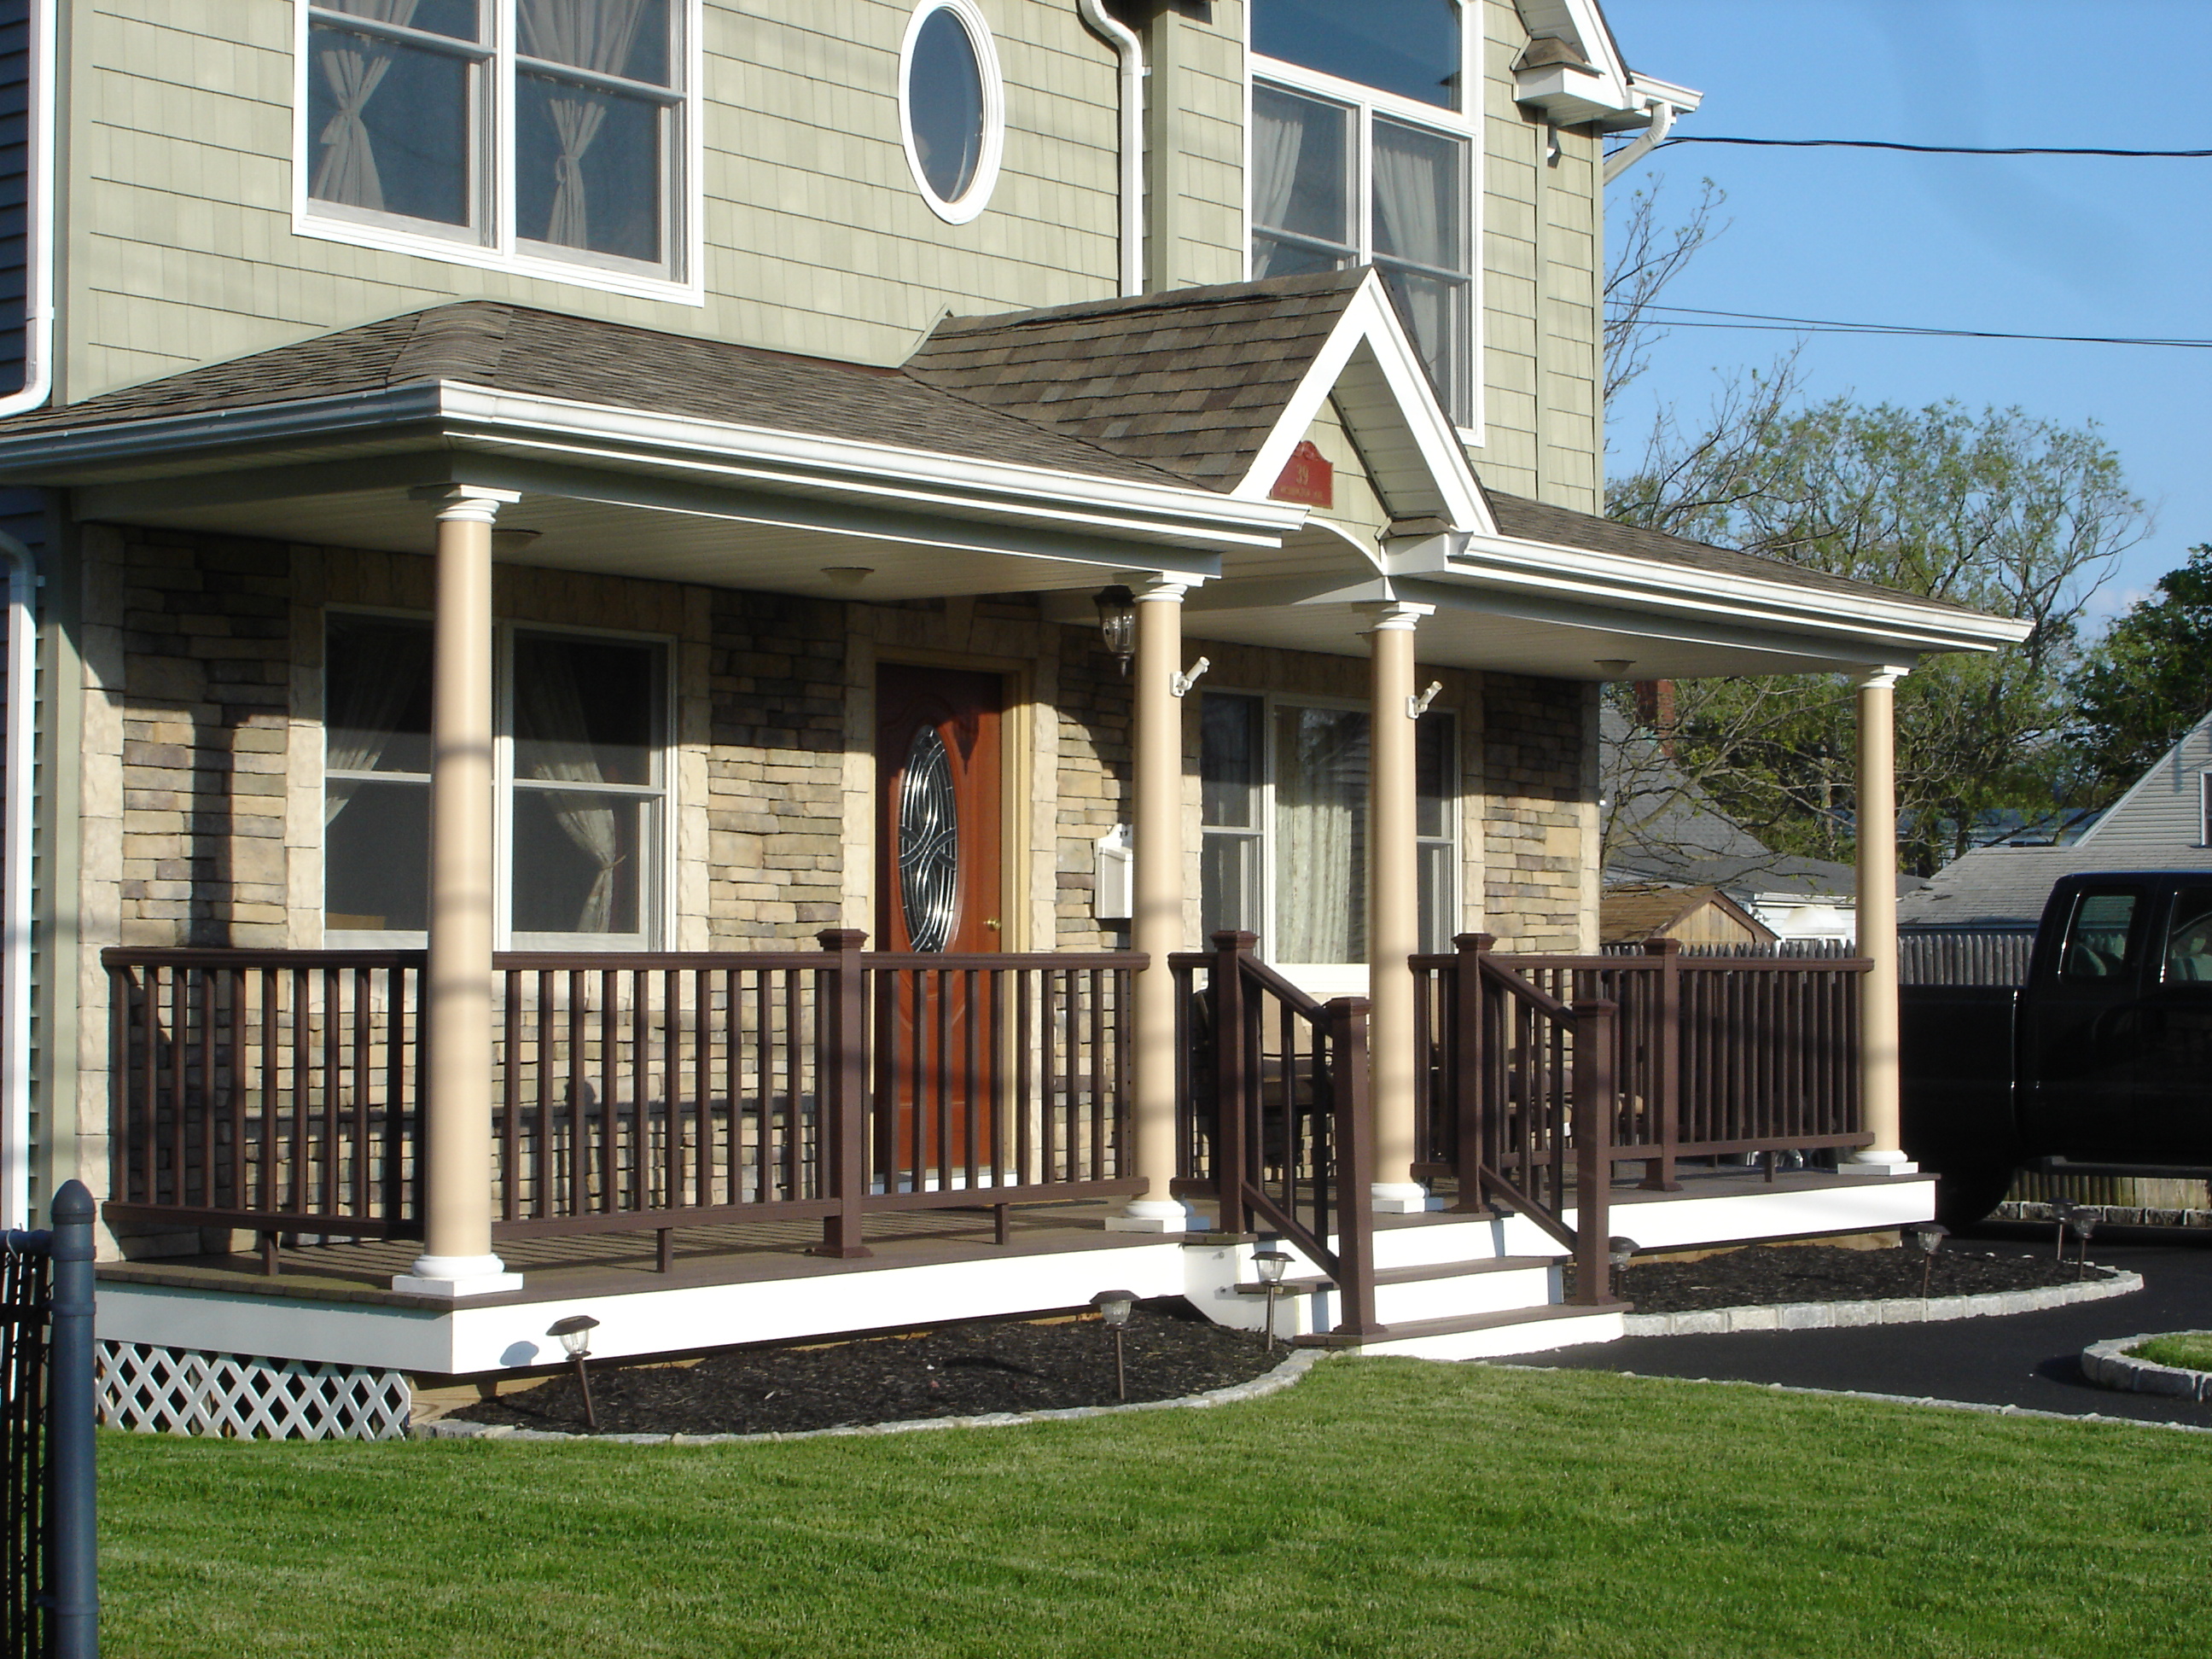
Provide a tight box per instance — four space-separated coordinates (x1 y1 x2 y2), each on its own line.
899 726 958 952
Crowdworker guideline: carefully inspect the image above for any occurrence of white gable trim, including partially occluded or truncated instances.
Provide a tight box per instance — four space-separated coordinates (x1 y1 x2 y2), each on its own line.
1228 273 1493 535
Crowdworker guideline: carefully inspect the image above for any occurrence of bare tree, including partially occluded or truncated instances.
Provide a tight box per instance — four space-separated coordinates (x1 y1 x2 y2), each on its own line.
1604 177 1726 408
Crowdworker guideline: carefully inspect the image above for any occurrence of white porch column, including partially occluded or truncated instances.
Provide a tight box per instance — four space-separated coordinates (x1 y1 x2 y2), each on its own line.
1109 577 1194 1232
1845 664 1917 1177
395 486 525 1295
1366 603 1429 1213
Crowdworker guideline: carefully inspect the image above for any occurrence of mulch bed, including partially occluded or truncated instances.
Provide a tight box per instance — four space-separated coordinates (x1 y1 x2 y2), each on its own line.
1604 1242 2115 1313
446 1302 1281 1437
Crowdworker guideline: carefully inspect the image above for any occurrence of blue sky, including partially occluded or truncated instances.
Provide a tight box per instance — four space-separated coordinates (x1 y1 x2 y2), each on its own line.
1598 0 2210 624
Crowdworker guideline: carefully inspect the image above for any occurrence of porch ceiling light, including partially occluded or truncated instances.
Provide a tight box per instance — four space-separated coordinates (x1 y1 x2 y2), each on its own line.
1093 585 1138 674
822 566 875 586
490 527 543 557
1594 659 1634 675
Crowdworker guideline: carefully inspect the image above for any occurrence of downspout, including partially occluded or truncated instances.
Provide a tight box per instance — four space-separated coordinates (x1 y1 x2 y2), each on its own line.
1077 0 1145 295
0 0 55 420
1 536 33 1228
1600 96 1674 186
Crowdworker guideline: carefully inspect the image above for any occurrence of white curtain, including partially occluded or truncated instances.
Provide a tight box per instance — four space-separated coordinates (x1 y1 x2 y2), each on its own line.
515 644 625 933
1249 89 1309 276
311 0 422 211
1273 707 1368 964
520 0 652 248
323 624 429 824
1371 121 1454 386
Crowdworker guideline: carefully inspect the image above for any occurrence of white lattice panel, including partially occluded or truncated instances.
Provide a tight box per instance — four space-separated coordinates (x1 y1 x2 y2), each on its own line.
97 1341 410 1441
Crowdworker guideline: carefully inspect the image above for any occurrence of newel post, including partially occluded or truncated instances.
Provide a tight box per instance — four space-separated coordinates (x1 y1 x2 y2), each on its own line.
1449 934 1494 1215
1571 997 1618 1306
1327 996 1384 1336
814 929 872 1259
1639 937 1684 1192
1209 930 1256 1236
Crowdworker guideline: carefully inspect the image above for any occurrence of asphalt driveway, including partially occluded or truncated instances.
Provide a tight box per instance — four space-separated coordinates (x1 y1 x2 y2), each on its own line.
1536 1220 2212 1429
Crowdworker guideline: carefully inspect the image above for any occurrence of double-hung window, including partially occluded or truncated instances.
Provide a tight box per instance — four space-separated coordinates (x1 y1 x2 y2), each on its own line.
1249 0 1476 425
300 1 697 293
1200 690 1458 969
323 614 671 949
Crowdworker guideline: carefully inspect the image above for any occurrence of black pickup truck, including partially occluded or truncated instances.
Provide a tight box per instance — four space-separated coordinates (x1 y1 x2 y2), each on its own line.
1902 870 2212 1224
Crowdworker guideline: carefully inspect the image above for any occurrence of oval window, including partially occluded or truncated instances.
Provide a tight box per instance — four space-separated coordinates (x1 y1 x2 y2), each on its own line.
899 0 1004 223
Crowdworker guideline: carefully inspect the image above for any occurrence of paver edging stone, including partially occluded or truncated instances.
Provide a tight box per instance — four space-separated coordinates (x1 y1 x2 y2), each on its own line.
1620 1267 2141 1337
410 1348 1321 1444
2080 1333 2212 1402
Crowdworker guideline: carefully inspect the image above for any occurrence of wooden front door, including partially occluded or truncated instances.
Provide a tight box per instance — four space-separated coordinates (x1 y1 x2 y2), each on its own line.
876 664 1005 1184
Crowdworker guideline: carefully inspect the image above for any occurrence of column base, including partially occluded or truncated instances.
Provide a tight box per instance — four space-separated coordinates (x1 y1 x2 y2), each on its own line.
1838 1150 1920 1179
1370 1182 1432 1214
1103 1198 1193 1234
393 1253 524 1298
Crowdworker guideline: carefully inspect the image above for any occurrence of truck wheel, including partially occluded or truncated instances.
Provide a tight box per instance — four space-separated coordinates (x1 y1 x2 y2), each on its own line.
1934 1164 2014 1228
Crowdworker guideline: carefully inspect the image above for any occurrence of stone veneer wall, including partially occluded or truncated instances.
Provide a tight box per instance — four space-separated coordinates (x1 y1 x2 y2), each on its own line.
82 524 1597 960
1481 672 1598 953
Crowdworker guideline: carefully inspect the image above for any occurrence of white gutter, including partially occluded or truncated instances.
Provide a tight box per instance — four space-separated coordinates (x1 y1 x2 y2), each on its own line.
0 0 55 419
0 535 32 1228
1077 0 1145 294
1602 96 1675 185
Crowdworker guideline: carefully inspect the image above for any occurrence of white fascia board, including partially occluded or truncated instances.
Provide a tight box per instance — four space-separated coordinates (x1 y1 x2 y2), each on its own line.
1227 273 1492 533
0 381 1306 554
1408 530 2032 656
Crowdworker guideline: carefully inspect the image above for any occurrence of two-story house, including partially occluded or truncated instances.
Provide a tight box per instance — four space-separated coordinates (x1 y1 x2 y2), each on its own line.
0 1 2025 1435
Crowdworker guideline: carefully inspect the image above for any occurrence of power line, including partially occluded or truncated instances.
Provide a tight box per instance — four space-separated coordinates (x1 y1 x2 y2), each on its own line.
1631 303 2212 350
1650 135 2212 158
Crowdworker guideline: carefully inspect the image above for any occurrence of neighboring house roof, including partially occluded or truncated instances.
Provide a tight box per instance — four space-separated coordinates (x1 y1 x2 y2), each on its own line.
1598 883 1777 946
0 301 1194 490
1901 707 2212 929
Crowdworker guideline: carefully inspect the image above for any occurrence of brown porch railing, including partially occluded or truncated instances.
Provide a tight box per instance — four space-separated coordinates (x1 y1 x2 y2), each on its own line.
1171 933 1382 1339
1415 934 1871 1200
102 934 1141 1266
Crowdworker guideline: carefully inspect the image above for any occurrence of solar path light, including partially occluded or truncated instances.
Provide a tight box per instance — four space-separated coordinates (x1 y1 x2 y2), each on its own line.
548 1313 602 1433
1091 1289 1137 1400
2067 1208 2099 1279
1252 1249 1292 1352
1908 1222 1948 1298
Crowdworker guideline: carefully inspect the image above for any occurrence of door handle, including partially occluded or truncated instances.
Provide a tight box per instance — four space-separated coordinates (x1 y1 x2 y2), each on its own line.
984 918 1002 931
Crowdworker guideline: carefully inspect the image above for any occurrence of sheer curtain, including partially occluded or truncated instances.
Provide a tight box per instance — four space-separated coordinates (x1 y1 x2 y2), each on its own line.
1273 707 1369 963
515 646 625 934
1371 119 1457 395
519 0 651 248
311 0 422 210
323 624 429 824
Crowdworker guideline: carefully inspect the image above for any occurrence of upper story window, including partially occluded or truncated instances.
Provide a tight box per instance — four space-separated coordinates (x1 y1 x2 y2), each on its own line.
1249 0 1474 426
300 1 698 298
899 0 1004 224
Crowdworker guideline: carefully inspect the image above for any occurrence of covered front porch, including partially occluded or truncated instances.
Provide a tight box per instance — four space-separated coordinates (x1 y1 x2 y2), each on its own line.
0 279 2024 1386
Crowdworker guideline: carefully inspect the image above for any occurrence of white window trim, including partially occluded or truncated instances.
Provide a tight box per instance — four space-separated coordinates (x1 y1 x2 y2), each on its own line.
2201 769 2210 847
1243 1 1484 442
291 0 707 306
320 608 679 952
897 0 1007 225
1200 685 1459 975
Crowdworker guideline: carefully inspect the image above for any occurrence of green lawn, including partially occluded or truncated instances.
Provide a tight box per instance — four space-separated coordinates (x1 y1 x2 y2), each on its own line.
2133 1331 2212 1371
101 1360 2209 1659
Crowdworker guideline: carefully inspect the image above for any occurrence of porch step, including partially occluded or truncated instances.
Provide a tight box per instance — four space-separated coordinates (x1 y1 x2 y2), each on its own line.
1261 1254 1562 1326
1351 1301 1629 1361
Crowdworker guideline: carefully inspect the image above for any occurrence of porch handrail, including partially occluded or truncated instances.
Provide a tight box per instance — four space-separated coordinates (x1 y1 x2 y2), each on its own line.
1171 932 1382 1340
102 939 1146 1266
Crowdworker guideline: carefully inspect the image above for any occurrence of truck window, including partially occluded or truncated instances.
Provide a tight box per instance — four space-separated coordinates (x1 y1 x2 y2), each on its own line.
2163 888 2212 984
2060 891 2138 981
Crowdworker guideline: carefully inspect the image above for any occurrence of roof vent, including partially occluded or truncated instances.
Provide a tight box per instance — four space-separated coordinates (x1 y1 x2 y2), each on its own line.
1516 36 1592 73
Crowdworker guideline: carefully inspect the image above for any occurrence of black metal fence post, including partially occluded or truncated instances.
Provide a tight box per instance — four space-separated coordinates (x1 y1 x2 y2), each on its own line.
47 1180 97 1659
